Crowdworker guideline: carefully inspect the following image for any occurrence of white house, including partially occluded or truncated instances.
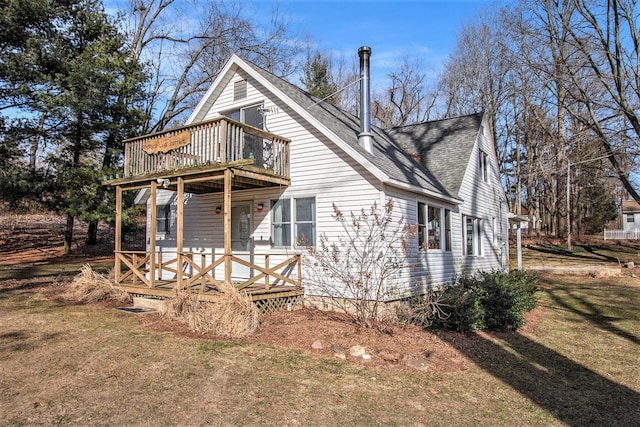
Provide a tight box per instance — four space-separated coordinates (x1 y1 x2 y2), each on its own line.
107 47 508 307
622 200 640 232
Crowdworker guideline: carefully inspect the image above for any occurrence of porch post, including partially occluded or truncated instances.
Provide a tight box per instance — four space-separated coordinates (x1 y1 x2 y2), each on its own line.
114 185 122 283
177 177 184 290
517 223 523 271
149 180 157 288
224 168 232 285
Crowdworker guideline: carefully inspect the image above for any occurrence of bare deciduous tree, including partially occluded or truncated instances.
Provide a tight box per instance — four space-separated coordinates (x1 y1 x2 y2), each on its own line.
121 0 302 132
372 56 437 128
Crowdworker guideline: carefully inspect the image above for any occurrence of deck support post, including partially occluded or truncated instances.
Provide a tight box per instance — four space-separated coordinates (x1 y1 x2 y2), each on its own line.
177 177 184 290
265 255 270 290
150 180 157 288
224 168 232 286
115 185 122 283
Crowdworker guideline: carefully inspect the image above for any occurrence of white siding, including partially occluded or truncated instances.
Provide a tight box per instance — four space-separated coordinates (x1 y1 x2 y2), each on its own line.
145 70 508 301
382 187 459 299
456 116 509 274
148 69 382 283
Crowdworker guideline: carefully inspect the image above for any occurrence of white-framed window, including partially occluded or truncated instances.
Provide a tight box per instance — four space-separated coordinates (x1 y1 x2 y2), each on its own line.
463 215 482 256
295 197 316 246
492 217 497 245
271 199 291 247
627 214 635 223
271 197 316 247
418 202 451 251
479 150 489 182
156 204 170 233
444 209 452 251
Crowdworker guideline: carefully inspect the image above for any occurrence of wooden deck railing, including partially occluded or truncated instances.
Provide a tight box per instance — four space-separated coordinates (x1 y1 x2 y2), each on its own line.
115 250 302 293
123 117 290 178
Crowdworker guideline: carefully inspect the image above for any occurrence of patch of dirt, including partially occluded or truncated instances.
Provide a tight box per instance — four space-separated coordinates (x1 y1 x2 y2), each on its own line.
100 295 542 374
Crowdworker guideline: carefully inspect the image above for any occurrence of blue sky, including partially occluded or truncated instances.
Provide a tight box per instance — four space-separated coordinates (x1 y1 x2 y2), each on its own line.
251 0 501 86
106 0 501 88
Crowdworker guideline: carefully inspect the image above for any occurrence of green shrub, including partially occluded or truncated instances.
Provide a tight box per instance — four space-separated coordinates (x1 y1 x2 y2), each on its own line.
428 271 538 332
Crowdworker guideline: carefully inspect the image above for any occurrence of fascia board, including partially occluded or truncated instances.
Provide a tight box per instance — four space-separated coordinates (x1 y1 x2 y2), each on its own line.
386 179 463 205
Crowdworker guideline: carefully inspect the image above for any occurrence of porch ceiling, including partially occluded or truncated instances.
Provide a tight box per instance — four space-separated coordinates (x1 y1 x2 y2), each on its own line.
105 160 290 193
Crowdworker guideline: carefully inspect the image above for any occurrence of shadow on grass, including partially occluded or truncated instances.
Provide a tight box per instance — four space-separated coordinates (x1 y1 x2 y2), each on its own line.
0 259 113 281
441 331 640 426
545 287 640 346
527 244 620 264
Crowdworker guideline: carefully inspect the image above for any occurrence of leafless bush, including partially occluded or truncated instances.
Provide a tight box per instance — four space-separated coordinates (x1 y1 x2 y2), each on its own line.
63 264 131 303
162 285 260 338
396 288 451 328
304 200 416 330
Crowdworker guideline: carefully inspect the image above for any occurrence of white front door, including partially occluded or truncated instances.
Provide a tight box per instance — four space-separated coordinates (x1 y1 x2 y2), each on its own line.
231 204 253 278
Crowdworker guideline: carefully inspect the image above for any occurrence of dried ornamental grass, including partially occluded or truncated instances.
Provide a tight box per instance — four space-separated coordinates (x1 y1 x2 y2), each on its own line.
63 264 131 303
162 284 260 338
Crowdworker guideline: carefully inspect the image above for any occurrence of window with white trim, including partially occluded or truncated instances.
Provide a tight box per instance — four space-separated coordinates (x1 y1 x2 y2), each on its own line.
295 197 316 246
271 199 291 247
156 204 170 233
418 202 451 251
479 150 489 182
463 215 482 256
444 209 452 251
271 197 316 247
627 214 635 223
492 217 497 245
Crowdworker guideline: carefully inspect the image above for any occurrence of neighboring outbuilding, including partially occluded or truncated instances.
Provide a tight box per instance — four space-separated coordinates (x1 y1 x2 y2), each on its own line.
107 48 509 306
622 200 640 232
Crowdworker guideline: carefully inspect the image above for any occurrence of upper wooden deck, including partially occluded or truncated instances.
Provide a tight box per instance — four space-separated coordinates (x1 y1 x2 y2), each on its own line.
121 117 290 186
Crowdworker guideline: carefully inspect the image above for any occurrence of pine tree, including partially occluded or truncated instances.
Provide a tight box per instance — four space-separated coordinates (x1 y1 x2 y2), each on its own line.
301 51 337 104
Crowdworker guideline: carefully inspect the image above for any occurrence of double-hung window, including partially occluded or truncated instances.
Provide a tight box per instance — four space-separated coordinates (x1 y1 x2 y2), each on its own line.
156 204 170 234
271 199 291 247
271 197 316 247
418 203 451 251
463 215 482 256
295 197 316 246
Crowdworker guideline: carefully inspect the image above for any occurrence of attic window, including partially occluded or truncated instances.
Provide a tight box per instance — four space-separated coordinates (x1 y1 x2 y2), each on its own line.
234 80 247 101
479 150 489 182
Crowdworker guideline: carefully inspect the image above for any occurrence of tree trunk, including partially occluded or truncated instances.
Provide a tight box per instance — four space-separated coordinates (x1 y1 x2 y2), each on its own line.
63 214 74 254
86 220 98 245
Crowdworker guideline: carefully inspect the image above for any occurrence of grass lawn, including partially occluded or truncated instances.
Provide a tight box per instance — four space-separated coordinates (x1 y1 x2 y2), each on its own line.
1 272 638 426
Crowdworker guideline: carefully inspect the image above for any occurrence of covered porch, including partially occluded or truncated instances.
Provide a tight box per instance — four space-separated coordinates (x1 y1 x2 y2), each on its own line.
106 117 303 303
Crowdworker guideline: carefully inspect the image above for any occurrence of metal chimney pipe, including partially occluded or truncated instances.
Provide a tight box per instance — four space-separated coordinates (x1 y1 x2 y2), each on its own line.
358 46 374 154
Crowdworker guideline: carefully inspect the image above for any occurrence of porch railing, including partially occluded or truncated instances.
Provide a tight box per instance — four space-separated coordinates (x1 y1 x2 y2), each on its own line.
115 250 302 293
123 117 290 178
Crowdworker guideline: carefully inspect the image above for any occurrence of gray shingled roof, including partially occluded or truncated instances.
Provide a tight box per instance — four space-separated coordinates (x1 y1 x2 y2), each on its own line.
384 113 483 195
244 61 480 200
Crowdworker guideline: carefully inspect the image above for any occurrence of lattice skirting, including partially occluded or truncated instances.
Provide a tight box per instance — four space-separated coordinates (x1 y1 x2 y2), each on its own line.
254 295 304 313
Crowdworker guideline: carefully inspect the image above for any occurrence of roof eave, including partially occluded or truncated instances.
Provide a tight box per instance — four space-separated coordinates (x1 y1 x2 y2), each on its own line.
385 179 463 205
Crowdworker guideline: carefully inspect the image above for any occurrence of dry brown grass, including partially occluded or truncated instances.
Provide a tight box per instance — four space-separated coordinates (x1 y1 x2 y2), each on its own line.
62 264 131 303
162 284 260 338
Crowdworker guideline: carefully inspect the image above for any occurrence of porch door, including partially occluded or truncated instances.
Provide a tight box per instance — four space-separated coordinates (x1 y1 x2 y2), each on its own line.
229 104 264 167
231 204 253 278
